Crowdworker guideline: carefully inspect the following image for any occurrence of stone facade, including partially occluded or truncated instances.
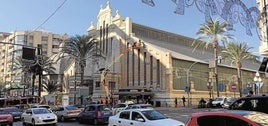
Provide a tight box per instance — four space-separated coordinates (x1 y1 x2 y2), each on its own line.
64 2 265 107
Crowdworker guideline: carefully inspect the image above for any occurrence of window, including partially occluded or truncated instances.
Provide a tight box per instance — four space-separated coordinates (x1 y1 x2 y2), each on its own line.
197 116 251 126
41 36 48 41
119 111 130 119
131 111 143 121
197 116 225 126
95 81 100 88
85 106 95 111
52 45 59 49
225 116 251 126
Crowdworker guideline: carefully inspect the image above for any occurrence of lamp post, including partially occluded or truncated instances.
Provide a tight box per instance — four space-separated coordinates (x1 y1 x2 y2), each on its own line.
207 78 212 98
253 72 262 95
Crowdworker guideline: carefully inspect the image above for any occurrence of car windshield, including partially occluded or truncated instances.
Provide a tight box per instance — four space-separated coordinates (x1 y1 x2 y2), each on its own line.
3 108 20 112
33 109 51 114
66 105 78 110
242 111 268 125
215 98 223 101
0 110 8 115
141 110 167 120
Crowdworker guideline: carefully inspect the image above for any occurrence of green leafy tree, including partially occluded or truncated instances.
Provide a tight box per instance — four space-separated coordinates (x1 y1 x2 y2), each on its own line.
193 18 232 97
42 80 59 94
221 41 257 97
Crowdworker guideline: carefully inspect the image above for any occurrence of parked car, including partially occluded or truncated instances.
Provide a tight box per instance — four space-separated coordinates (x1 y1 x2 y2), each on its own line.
212 97 228 107
0 108 13 126
2 107 23 120
222 97 237 109
77 104 112 125
229 95 268 114
186 110 268 126
108 108 185 126
124 104 153 110
112 103 134 115
30 104 51 110
21 108 57 125
52 105 81 122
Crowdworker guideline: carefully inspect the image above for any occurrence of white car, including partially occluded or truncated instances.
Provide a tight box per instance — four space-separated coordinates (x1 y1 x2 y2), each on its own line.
21 108 57 125
124 104 154 110
112 103 134 115
108 108 185 126
212 97 228 107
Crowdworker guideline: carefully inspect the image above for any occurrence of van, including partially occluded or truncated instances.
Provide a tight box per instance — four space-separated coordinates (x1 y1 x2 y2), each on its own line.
228 95 268 114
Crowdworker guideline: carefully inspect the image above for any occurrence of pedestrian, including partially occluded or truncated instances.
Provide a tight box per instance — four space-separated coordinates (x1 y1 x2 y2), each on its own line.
247 90 254 97
182 96 186 107
174 97 178 107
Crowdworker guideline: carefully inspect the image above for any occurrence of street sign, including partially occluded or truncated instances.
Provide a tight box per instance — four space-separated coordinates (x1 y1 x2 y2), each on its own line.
231 84 237 91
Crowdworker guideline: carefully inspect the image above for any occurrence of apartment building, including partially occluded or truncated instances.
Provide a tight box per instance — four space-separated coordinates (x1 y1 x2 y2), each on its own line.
0 30 68 96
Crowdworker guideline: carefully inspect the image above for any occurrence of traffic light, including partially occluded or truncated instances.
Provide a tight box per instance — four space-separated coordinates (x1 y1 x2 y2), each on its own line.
22 47 35 60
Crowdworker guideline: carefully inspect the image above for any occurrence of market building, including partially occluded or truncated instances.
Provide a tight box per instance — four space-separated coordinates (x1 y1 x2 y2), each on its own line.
63 2 265 107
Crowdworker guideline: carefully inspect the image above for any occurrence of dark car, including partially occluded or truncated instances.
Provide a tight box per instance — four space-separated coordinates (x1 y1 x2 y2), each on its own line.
77 104 112 125
228 95 268 114
3 107 23 120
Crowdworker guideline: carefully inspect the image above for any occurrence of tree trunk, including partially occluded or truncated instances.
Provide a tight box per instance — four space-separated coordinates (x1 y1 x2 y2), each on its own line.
213 39 219 97
237 63 242 97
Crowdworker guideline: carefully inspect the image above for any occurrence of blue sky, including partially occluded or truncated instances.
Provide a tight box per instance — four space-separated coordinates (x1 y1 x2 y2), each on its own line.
0 0 260 54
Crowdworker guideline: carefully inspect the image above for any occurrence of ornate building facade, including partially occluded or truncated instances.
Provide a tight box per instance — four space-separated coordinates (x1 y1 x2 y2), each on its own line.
64 2 265 106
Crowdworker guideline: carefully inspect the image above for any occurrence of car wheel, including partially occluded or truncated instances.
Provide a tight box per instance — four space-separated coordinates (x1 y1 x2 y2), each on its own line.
60 116 65 122
93 119 98 125
78 118 83 124
21 118 27 126
32 119 36 126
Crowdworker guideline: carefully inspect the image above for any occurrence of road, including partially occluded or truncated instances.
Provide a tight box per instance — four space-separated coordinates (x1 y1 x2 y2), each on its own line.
13 107 224 126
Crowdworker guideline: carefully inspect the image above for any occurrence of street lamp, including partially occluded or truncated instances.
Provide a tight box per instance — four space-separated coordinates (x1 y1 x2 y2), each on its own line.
207 78 212 98
253 72 262 95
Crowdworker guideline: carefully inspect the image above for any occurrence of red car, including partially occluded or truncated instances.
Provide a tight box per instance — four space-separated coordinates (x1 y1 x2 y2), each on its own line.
186 110 268 126
0 108 13 126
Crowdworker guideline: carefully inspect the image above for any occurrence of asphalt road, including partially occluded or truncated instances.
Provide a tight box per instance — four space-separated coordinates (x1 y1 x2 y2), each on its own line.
13 107 224 126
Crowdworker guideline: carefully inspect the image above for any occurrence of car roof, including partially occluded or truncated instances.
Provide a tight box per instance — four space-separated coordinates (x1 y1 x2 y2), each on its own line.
28 108 48 110
192 110 264 117
236 95 268 100
122 108 155 112
86 104 107 106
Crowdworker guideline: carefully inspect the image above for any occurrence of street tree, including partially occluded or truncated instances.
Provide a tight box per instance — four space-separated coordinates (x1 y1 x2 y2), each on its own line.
221 41 258 97
58 35 102 104
193 18 232 97
59 35 101 86
42 80 60 94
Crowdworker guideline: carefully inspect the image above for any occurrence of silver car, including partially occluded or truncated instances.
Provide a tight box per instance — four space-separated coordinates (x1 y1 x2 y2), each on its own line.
52 105 81 122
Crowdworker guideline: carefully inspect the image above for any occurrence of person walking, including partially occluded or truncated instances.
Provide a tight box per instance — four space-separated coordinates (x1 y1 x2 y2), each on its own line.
182 96 186 107
174 97 178 107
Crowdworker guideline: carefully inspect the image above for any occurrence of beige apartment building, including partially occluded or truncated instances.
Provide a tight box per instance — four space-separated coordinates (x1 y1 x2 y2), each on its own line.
0 30 68 96
63 2 264 107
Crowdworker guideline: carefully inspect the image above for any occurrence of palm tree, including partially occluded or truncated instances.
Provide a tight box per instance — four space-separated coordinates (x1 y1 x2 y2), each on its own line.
60 35 100 86
30 54 56 97
193 18 232 97
221 41 257 97
42 80 59 94
58 35 101 104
